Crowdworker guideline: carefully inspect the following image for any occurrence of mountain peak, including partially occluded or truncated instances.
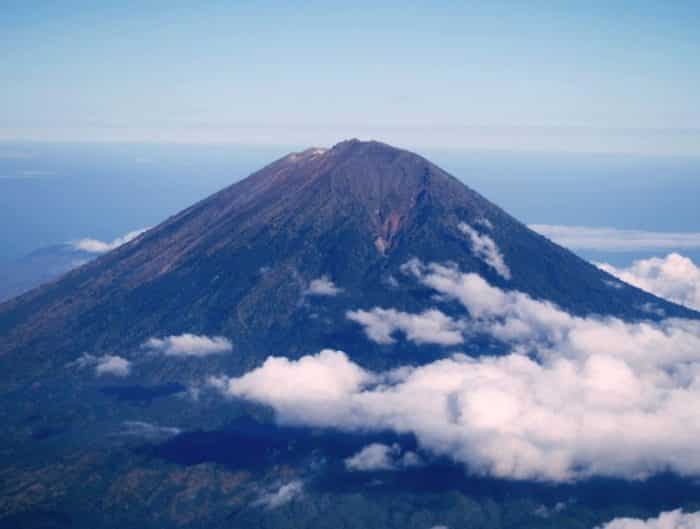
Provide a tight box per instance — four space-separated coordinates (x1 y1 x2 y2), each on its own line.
242 140 457 235
328 138 418 162
278 139 419 169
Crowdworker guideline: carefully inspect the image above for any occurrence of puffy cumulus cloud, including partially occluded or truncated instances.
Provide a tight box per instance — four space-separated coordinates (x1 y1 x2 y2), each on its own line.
143 333 232 357
254 480 304 509
209 349 374 425
68 353 131 377
95 355 131 376
598 254 700 311
458 223 511 279
305 275 343 296
212 261 700 483
344 443 422 472
597 510 700 529
347 308 464 345
72 228 149 254
530 225 700 252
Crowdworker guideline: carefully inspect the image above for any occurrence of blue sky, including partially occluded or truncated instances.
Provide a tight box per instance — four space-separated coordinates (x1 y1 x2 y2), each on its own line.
2 1 699 154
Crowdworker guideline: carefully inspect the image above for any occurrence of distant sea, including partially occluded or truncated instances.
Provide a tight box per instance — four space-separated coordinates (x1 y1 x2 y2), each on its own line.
1 141 699 266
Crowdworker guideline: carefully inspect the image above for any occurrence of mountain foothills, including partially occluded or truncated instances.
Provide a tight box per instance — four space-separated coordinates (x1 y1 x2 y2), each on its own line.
1 140 699 529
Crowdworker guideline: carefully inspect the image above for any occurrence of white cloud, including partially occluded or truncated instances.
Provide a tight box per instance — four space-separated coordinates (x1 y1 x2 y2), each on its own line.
69 353 131 377
598 254 700 311
458 223 511 279
475 217 494 230
209 349 374 426
345 443 400 471
144 333 233 357
120 421 181 439
305 275 343 296
254 480 304 509
72 228 149 254
530 225 700 251
347 308 464 345
597 510 700 529
344 443 422 472
95 355 131 376
212 261 700 483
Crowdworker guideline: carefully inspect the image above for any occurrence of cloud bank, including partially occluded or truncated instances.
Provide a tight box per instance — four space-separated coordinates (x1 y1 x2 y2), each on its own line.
72 228 148 254
458 222 511 279
212 260 700 482
598 254 700 311
598 510 700 529
144 333 233 357
530 225 700 251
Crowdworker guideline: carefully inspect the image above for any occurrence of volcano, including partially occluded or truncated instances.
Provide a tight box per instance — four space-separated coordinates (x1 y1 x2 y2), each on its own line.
0 139 695 383
2 139 700 529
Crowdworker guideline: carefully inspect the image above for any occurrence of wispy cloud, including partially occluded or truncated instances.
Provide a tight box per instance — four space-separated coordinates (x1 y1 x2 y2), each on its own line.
72 228 149 254
598 253 700 311
254 480 304 509
120 421 181 439
459 222 511 279
143 333 233 357
530 224 700 251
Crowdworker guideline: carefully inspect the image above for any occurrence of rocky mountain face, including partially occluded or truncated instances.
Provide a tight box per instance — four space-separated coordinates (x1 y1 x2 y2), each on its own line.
1 140 698 529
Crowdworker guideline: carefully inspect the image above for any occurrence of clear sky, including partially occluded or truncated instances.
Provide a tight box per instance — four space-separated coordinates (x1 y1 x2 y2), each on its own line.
2 1 699 155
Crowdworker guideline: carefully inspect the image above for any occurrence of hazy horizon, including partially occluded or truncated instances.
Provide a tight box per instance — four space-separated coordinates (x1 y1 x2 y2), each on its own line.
3 2 699 155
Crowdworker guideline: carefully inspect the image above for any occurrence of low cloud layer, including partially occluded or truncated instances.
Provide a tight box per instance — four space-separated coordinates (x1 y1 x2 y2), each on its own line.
345 443 421 471
598 510 700 529
530 225 700 251
72 228 148 254
212 260 700 482
144 333 232 357
69 353 131 376
598 254 700 311
459 222 511 279
305 275 343 296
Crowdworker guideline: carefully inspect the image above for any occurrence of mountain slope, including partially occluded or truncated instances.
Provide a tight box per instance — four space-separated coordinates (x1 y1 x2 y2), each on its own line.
3 139 700 529
0 139 696 384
